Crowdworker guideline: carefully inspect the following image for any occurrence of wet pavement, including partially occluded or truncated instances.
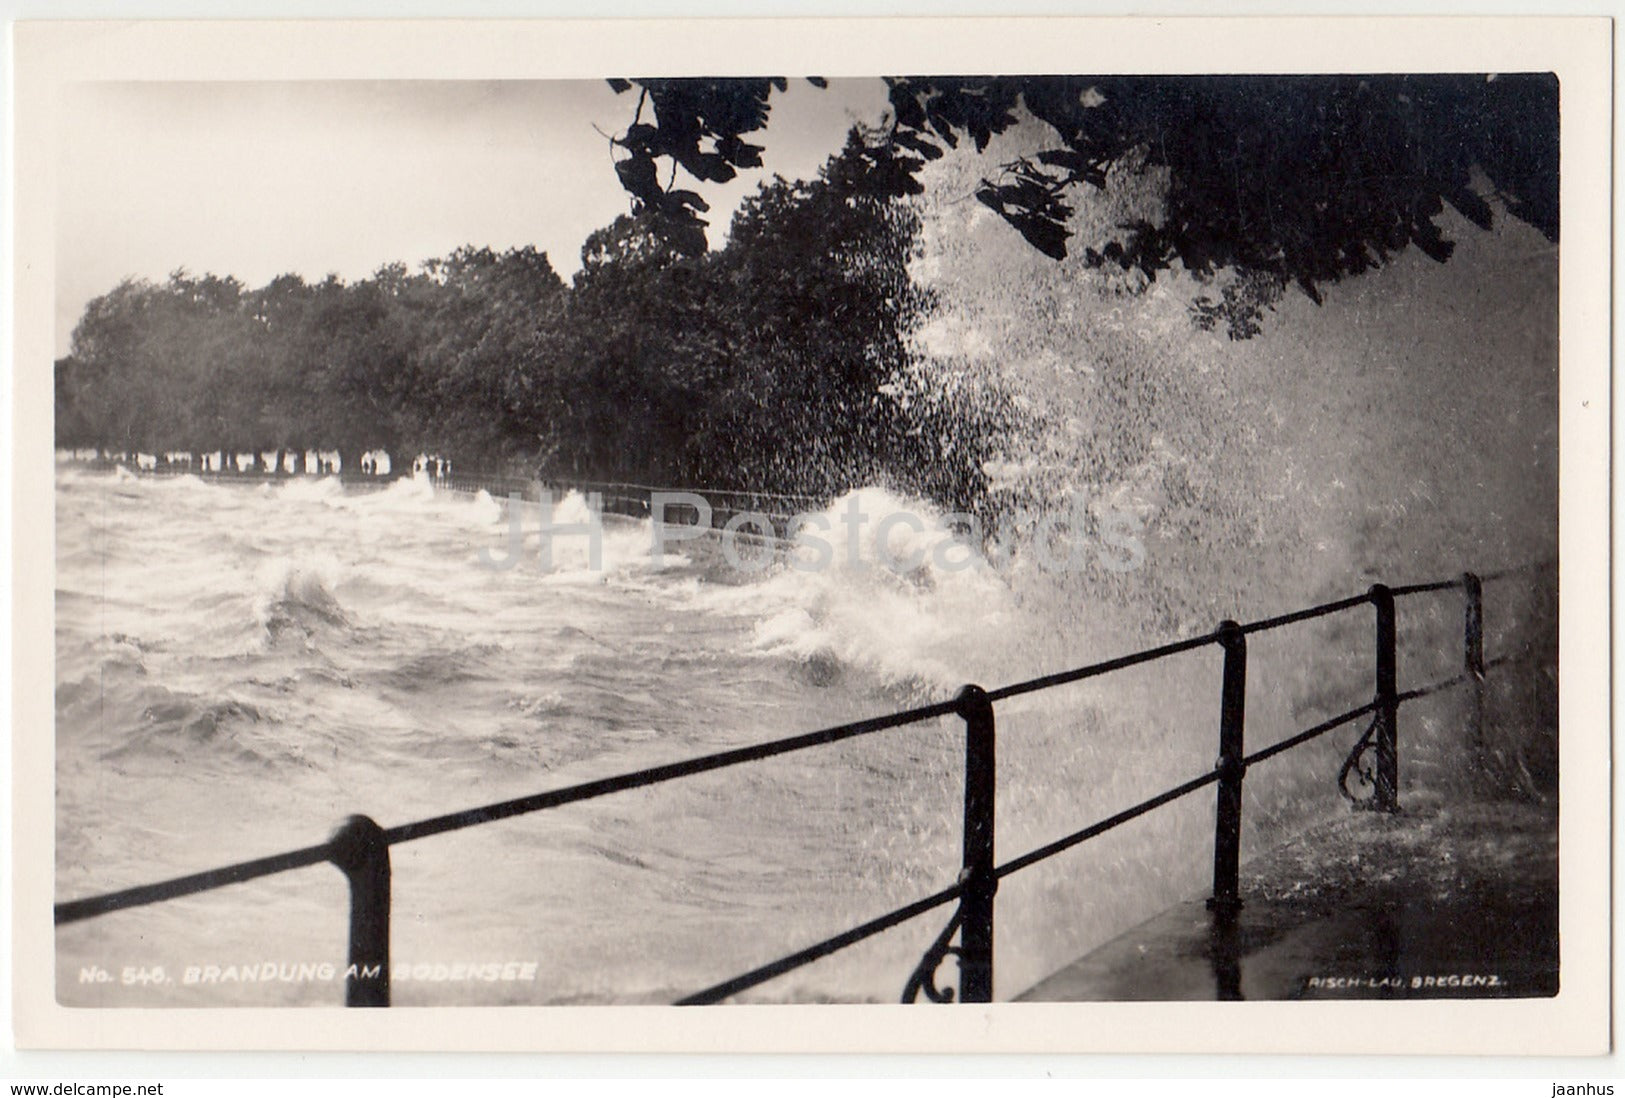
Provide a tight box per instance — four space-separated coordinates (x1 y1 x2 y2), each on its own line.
1017 795 1558 1001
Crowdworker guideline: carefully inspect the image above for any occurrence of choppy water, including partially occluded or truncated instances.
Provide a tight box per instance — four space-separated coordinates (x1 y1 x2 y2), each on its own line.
56 463 1483 1006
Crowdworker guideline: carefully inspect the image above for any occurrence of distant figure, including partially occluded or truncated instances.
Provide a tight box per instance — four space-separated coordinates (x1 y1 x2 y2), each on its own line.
361 453 374 476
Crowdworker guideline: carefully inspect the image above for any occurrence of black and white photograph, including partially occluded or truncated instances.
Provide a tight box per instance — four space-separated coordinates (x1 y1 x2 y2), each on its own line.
11 17 1611 1056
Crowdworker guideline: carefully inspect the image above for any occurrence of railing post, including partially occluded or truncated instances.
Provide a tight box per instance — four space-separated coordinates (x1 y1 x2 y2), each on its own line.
1208 621 1247 921
1369 584 1400 813
329 815 391 1007
955 684 996 1004
1462 572 1486 772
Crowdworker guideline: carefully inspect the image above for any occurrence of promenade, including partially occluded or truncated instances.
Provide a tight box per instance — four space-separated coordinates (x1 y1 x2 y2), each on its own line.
1019 794 1558 1001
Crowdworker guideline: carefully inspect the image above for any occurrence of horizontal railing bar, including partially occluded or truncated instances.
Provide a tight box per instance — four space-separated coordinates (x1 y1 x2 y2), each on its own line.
986 633 1219 703
58 568 1542 930
54 843 331 925
383 699 960 847
661 524 799 547
1242 702 1378 768
997 679 1464 889
428 475 832 508
1240 593 1373 635
986 575 1483 703
674 882 965 1005
1396 672 1470 705
994 769 1220 881
552 479 830 505
1480 560 1556 584
1389 579 1463 597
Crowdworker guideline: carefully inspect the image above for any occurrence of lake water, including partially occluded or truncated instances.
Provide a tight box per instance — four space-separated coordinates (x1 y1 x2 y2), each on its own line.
54 463 1472 1006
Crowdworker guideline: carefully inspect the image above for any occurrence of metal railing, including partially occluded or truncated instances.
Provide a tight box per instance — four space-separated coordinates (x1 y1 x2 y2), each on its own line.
443 476 827 542
84 458 826 542
54 562 1550 1006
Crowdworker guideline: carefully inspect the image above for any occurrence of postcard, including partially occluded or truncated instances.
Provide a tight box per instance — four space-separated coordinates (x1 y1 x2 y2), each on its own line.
11 15 1612 1054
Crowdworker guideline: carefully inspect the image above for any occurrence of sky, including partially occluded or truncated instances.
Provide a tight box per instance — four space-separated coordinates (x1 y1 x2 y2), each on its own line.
54 78 891 355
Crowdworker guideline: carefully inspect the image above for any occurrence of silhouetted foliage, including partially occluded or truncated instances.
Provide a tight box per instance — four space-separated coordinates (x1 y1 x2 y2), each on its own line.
606 74 1559 337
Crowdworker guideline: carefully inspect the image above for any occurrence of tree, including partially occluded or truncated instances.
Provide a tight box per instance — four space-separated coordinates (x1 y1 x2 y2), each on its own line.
55 135 1016 510
418 245 569 467
549 215 733 483
605 74 1558 337
301 273 421 473
54 355 92 449
711 131 939 498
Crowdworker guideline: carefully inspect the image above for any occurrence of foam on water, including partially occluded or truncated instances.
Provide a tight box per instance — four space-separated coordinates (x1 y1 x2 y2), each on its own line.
719 487 1020 693
469 488 502 525
254 558 354 642
485 489 690 584
55 398 1553 1006
275 475 346 503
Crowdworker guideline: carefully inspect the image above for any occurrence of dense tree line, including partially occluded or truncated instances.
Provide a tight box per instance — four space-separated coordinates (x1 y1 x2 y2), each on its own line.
55 133 1015 509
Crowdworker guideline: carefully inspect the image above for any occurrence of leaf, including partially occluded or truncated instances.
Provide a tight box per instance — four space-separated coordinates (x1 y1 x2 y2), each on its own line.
1446 187 1495 232
675 149 737 184
614 155 661 200
619 122 660 150
715 134 766 169
974 184 1006 215
1413 230 1455 264
995 203 1070 260
892 131 945 161
1035 148 1089 172
667 189 711 214
890 87 927 132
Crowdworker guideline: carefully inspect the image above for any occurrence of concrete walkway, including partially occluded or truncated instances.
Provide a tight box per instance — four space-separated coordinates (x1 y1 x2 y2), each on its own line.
1017 796 1558 1001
